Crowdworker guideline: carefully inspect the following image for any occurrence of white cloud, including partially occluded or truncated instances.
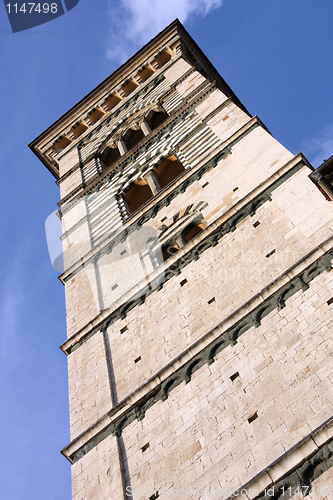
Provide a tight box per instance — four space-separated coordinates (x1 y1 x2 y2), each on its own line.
302 124 333 168
106 0 223 62
0 236 33 365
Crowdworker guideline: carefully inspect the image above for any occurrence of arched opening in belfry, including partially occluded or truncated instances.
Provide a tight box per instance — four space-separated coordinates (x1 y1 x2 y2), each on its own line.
123 180 153 214
124 128 145 150
147 110 168 131
162 243 180 262
102 146 121 169
184 223 205 242
156 156 186 189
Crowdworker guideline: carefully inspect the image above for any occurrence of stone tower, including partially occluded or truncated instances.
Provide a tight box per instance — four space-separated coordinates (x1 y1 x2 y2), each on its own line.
30 20 333 500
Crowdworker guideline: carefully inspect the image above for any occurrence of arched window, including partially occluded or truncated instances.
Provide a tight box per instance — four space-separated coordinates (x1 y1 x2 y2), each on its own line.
162 243 180 262
184 223 205 242
123 180 153 215
157 214 206 264
156 156 186 189
124 127 145 150
147 110 168 131
101 145 121 169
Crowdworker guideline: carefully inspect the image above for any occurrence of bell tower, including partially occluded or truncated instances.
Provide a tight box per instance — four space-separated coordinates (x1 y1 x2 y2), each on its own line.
30 20 333 500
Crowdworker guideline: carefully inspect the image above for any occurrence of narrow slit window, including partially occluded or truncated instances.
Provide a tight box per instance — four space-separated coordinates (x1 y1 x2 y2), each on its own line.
141 442 150 452
248 412 258 423
266 249 276 258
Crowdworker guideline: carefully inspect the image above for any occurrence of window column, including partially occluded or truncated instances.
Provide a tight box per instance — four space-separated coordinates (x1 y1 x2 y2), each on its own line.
140 119 152 136
117 139 128 156
174 233 188 248
143 169 161 196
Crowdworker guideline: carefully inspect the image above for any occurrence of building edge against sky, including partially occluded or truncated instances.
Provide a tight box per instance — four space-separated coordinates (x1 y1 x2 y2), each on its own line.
30 19 333 500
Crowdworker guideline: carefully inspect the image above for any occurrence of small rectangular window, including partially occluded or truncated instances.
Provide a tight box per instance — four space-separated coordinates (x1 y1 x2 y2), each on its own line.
248 412 258 423
141 442 150 452
266 249 276 258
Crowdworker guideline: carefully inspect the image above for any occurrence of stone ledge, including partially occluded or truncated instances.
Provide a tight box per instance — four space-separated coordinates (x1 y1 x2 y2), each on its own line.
230 418 333 500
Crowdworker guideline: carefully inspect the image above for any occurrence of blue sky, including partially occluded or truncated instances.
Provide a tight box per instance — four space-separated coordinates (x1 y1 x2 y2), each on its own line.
0 1 332 499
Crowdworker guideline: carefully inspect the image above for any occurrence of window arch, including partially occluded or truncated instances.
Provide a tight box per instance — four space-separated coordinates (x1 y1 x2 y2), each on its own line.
156 156 186 189
183 223 205 242
124 127 145 150
123 180 153 215
156 209 206 263
162 243 180 261
146 109 168 131
101 145 121 169
117 155 187 221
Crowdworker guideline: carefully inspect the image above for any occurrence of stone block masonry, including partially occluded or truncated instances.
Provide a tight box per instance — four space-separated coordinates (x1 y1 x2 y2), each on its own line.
29 19 333 500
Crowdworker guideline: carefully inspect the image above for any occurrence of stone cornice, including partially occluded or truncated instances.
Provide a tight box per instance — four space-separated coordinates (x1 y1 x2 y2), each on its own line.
60 239 333 463
79 64 196 150
53 65 191 187
29 19 251 179
59 152 311 355
29 20 184 178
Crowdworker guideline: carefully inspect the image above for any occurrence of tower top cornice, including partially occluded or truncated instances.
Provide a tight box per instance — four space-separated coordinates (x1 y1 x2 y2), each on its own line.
29 19 248 179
